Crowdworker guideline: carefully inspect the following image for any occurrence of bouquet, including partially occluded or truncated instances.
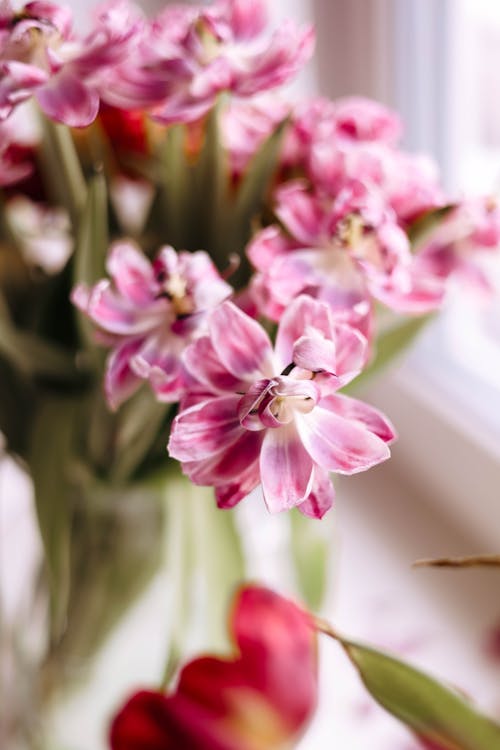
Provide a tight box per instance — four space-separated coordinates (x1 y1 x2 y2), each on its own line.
1 1 500 748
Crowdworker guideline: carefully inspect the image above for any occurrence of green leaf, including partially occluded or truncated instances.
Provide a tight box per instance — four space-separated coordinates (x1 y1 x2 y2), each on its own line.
73 172 108 287
38 117 86 228
192 485 245 651
110 386 171 483
290 509 331 610
338 638 500 750
161 474 195 686
229 117 289 286
193 101 229 261
45 477 165 672
344 314 432 393
408 204 455 250
159 124 193 250
29 397 79 640
72 172 109 350
232 117 289 239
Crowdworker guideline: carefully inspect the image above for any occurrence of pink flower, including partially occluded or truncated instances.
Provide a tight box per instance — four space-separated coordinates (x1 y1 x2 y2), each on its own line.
332 96 403 145
105 0 314 123
168 295 395 518
282 97 444 225
72 242 231 409
109 585 318 750
221 94 290 177
248 180 443 325
0 1 143 127
414 198 500 293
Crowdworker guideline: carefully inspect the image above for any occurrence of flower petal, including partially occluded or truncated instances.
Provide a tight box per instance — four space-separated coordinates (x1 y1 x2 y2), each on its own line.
36 71 99 128
183 336 247 394
215 458 260 509
298 466 335 519
260 422 314 512
296 406 391 474
209 301 274 379
106 241 157 305
319 393 396 443
110 586 317 750
79 279 167 336
105 338 144 410
182 428 263 487
168 395 243 461
332 322 367 382
275 294 334 371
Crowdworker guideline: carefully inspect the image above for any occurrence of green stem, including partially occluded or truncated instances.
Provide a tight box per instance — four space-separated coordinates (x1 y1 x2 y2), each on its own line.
38 115 87 228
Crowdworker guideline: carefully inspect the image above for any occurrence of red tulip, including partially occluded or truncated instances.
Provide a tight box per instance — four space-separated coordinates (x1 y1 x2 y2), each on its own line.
110 585 318 750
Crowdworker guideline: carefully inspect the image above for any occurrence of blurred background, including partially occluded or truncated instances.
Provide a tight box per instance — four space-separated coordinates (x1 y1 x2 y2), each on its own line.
1 1 500 748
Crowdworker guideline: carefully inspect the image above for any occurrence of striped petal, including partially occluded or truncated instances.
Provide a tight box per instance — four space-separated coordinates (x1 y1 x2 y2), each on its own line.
260 422 314 513
296 406 390 475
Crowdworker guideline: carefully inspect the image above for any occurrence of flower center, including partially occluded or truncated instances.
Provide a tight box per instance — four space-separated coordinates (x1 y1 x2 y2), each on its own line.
338 212 365 249
156 270 195 316
239 373 320 430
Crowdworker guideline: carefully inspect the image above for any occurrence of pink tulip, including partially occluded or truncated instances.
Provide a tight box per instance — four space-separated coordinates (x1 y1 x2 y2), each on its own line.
0 0 143 127
72 242 231 409
414 198 500 292
248 180 443 325
168 295 395 517
105 0 314 124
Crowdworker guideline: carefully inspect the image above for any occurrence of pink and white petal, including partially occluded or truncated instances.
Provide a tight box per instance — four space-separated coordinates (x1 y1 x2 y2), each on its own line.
275 294 333 371
275 181 325 245
298 466 335 519
130 328 183 378
131 331 188 403
180 250 232 309
454 258 494 294
104 338 144 410
146 364 186 403
224 0 268 41
183 336 247 394
0 61 48 115
333 96 402 144
215 459 261 509
319 393 396 443
152 245 179 280
296 407 391 475
369 259 445 314
106 241 157 305
168 394 243 461
260 423 314 513
246 225 293 272
210 301 274 380
292 332 337 374
181 429 263 486
238 379 274 431
84 279 167 335
35 72 99 128
332 322 368 383
265 252 317 312
232 21 315 97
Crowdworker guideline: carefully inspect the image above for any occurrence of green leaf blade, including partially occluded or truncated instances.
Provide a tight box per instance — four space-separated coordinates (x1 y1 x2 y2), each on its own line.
344 314 432 393
29 397 80 640
341 639 500 750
